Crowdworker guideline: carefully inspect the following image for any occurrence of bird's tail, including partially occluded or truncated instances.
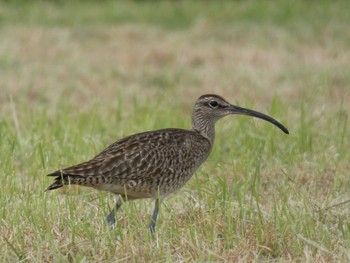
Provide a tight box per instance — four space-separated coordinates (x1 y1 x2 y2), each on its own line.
45 180 64 191
45 171 81 192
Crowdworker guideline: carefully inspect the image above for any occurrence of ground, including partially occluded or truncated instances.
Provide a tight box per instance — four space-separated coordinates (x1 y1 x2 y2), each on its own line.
0 1 349 262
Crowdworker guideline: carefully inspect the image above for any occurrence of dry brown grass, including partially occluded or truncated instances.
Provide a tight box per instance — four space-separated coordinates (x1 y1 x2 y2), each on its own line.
2 24 349 114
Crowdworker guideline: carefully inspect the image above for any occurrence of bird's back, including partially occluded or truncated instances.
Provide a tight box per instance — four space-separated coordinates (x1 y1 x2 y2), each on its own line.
46 128 212 199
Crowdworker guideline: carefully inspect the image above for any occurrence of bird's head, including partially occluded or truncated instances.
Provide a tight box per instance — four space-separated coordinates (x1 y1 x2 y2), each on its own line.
192 94 289 134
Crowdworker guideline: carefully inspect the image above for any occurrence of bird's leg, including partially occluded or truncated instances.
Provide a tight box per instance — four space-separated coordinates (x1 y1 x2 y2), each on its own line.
106 195 125 229
148 198 162 236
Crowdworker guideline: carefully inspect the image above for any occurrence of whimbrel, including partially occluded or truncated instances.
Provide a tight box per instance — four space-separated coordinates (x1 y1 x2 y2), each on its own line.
46 94 288 234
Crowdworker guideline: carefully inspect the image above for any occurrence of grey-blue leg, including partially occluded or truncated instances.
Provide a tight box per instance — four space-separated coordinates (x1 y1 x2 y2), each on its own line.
148 198 161 235
106 195 124 228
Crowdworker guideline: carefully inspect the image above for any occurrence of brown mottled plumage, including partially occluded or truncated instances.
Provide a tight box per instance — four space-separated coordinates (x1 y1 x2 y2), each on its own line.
46 94 289 234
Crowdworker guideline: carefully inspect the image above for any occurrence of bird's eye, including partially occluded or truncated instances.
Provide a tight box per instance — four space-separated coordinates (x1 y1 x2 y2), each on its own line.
209 100 219 108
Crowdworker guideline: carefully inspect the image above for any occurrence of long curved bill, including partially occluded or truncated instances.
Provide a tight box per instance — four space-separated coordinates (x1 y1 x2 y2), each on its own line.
228 105 289 134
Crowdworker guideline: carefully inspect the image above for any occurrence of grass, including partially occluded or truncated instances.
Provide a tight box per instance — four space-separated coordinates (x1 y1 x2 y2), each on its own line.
0 0 350 262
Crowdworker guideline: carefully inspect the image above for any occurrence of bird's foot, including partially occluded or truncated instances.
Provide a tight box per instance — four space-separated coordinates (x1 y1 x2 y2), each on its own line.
106 211 116 229
148 221 156 239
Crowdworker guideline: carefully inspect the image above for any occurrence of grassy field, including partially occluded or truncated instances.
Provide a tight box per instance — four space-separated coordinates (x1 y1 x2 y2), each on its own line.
1 0 350 262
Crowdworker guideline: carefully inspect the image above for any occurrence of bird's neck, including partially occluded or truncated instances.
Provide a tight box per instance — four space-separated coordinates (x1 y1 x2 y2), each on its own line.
192 116 215 145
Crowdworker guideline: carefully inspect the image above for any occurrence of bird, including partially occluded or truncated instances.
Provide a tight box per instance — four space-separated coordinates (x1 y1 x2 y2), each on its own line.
45 94 289 234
